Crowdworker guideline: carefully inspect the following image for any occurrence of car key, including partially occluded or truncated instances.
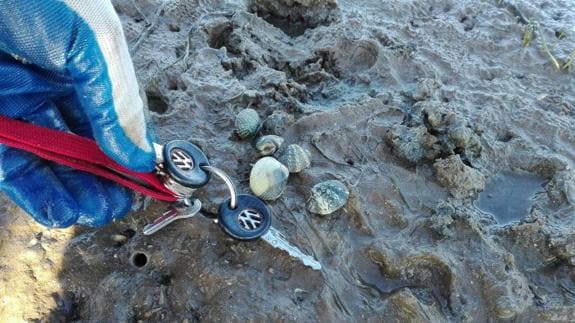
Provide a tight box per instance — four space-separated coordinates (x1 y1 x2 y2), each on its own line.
143 199 202 235
218 194 322 270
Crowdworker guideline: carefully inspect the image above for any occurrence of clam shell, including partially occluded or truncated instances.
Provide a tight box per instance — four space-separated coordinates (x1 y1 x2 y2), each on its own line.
235 108 261 138
307 180 349 215
249 157 289 200
255 135 284 156
276 144 311 173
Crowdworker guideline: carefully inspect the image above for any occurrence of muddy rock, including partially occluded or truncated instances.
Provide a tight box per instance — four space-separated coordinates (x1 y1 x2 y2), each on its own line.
384 125 439 164
387 101 482 165
422 104 483 162
545 170 575 205
433 155 485 198
428 201 456 238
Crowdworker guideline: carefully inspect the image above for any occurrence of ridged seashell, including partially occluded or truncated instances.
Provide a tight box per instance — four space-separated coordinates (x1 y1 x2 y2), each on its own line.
249 157 289 200
307 180 349 215
235 108 261 138
255 135 284 156
276 144 311 173
262 110 294 135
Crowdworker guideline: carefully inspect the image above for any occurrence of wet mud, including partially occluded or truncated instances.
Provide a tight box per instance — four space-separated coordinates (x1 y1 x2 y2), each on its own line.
1 0 575 321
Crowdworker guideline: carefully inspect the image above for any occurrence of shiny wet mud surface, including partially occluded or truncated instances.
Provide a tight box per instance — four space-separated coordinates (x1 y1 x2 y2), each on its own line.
1 0 575 321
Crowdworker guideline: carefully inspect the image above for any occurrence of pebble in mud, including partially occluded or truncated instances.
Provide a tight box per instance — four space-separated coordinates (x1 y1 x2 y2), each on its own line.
307 180 349 215
276 144 311 173
235 108 261 138
255 135 284 156
249 157 289 200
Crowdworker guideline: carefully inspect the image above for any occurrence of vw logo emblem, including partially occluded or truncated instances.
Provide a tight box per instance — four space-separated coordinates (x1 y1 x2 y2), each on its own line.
237 209 263 231
170 148 194 171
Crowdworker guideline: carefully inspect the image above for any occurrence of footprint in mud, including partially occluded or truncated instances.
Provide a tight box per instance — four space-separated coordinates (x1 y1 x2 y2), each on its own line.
334 39 379 76
353 246 454 320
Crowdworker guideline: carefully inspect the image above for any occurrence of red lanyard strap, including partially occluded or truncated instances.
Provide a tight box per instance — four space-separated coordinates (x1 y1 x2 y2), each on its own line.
0 115 177 202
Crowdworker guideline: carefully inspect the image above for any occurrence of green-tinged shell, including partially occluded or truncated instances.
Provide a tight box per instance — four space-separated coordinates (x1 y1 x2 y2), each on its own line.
276 144 311 173
262 110 294 135
249 157 289 200
255 135 284 156
235 108 261 138
307 180 349 215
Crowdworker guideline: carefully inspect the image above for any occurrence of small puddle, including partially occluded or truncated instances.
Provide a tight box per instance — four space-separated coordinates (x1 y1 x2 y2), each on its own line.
474 171 546 225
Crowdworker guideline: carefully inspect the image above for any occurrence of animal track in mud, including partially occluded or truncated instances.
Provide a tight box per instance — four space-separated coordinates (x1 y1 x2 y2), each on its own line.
247 0 339 37
460 15 476 31
252 11 311 37
496 130 515 142
206 22 240 55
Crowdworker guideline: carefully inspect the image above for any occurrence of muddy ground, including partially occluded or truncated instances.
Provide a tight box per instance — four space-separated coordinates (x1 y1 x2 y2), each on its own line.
1 0 575 321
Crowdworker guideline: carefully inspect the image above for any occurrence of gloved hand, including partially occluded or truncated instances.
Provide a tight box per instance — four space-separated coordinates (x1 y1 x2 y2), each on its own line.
0 1 156 228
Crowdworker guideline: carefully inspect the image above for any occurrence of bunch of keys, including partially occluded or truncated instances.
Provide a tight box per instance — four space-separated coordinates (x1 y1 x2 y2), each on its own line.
143 140 322 271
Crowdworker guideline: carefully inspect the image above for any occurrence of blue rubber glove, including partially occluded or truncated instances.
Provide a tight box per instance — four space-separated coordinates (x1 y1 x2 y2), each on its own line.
0 1 156 228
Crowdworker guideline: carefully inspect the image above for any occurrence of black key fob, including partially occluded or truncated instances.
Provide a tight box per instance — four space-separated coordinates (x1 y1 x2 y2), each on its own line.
163 140 210 188
218 194 271 240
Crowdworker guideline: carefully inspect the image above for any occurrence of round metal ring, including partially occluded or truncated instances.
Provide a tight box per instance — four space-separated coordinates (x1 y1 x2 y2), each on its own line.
200 165 238 209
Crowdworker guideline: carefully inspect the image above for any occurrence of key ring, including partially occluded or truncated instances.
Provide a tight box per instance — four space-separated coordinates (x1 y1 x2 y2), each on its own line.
155 140 211 200
200 165 238 209
155 140 237 208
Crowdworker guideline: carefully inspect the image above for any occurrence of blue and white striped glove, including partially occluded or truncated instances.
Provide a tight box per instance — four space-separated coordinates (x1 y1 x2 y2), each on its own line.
0 1 155 227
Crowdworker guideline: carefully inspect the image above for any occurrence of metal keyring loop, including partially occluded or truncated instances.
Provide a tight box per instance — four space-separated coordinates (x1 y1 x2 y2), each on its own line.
200 165 238 209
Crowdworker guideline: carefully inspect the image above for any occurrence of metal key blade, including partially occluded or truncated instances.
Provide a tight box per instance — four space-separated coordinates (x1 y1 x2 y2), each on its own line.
261 227 322 270
143 199 202 235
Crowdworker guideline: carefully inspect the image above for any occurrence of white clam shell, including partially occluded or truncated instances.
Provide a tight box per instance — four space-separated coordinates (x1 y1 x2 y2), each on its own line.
249 157 289 200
